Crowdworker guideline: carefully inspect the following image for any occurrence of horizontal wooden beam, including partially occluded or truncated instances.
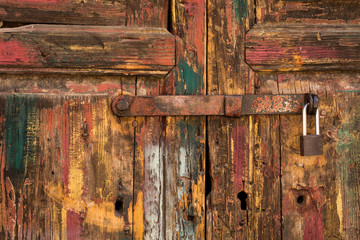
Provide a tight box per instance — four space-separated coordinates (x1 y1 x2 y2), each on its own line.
246 25 360 71
0 0 126 25
111 94 307 117
0 25 175 75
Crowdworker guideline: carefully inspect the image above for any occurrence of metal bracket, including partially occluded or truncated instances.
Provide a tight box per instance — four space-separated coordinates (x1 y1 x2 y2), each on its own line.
111 94 318 117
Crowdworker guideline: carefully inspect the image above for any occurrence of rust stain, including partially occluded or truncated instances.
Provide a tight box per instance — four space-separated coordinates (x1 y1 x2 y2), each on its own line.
251 95 301 113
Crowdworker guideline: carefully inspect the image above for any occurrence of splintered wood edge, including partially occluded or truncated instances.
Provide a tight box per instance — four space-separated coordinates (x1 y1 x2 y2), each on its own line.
0 24 176 76
245 24 360 72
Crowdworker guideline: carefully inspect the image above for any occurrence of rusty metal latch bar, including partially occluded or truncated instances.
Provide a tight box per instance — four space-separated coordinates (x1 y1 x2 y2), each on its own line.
111 94 318 117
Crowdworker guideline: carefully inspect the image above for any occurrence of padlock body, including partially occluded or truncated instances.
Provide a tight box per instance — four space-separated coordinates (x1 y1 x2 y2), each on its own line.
300 135 323 156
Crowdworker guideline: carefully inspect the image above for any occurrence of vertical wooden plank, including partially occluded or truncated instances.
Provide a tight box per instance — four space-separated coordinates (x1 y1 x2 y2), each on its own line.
208 0 282 238
247 74 282 240
336 92 360 240
126 1 168 239
165 0 207 239
133 77 163 240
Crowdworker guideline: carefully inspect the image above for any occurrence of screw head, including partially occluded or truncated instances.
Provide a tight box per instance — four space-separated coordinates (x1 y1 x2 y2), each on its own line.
116 99 129 111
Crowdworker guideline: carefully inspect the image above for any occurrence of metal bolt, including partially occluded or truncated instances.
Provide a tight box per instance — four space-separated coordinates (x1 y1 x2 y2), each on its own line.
116 99 129 111
225 44 234 53
132 120 138 127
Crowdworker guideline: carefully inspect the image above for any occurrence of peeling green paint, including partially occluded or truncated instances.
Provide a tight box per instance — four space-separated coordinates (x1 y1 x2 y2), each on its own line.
233 0 248 22
176 58 204 95
5 95 39 186
336 95 360 239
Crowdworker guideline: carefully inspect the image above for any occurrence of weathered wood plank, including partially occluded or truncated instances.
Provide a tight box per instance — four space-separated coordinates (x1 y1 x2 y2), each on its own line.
0 93 134 239
246 25 360 72
126 1 168 239
278 73 360 240
126 0 168 28
207 0 259 239
247 73 282 240
0 73 125 93
0 0 126 25
164 0 207 239
0 25 175 75
256 0 360 24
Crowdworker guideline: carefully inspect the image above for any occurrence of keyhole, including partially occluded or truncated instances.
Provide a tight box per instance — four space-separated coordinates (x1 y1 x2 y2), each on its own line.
237 191 248 210
297 195 305 205
114 198 123 215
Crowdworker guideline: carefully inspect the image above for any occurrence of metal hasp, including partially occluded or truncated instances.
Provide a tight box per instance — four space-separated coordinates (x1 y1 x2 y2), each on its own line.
299 94 323 156
111 94 313 117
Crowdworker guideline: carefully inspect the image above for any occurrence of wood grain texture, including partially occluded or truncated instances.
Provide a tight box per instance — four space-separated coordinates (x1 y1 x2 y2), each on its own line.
246 25 360 72
162 0 207 239
0 93 134 239
278 73 360 240
207 0 246 237
207 0 279 239
0 0 126 25
0 24 175 75
256 0 360 24
126 0 168 28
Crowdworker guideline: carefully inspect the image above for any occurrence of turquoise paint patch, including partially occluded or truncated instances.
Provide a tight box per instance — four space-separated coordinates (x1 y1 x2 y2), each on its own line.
5 95 38 175
177 58 204 95
234 0 248 22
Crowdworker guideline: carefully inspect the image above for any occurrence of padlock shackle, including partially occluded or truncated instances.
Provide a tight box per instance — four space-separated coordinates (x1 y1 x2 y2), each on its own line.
303 103 320 136
302 103 309 136
316 108 320 135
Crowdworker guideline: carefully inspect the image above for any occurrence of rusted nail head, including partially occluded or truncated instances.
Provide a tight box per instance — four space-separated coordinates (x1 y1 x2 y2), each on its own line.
116 99 129 111
132 120 138 127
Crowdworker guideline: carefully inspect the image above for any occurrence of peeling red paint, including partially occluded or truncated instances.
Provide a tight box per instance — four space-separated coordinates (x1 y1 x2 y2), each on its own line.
96 83 122 92
233 125 245 191
0 40 40 66
67 211 82 239
304 210 325 240
61 102 70 195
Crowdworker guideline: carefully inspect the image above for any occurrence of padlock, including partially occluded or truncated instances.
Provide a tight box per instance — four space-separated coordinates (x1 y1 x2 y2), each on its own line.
300 103 323 156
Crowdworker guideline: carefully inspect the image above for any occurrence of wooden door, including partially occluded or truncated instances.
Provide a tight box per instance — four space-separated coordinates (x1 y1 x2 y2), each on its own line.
0 1 359 240
207 1 360 240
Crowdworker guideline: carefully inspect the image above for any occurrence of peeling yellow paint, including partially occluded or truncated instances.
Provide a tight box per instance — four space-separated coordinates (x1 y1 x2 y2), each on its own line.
84 202 125 232
44 182 87 213
133 192 144 240
61 207 67 240
68 101 85 200
69 45 105 51
113 64 151 70
336 181 343 235
52 202 61 240
193 175 205 238
45 182 126 233
92 99 113 200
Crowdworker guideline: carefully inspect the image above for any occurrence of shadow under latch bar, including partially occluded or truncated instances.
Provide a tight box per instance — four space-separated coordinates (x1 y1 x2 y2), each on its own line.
111 93 318 117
